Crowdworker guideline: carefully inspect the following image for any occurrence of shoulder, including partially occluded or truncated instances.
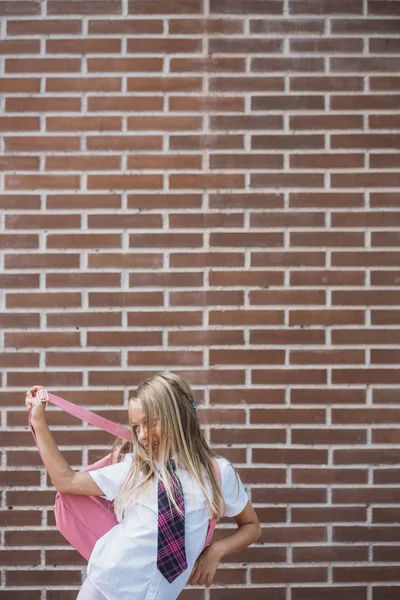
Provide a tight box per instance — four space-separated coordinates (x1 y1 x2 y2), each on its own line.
213 456 237 483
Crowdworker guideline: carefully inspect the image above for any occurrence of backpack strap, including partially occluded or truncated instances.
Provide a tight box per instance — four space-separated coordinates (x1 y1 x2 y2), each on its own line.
202 457 222 550
32 389 132 442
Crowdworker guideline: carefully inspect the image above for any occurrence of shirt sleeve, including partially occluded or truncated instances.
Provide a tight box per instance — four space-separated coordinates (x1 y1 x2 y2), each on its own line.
218 458 249 518
88 454 133 501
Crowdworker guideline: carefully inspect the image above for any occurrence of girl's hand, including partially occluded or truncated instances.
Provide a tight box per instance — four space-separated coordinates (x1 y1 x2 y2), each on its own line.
25 385 47 422
188 544 224 588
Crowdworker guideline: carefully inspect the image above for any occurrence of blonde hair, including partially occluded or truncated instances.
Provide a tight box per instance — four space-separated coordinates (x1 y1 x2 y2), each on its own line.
113 371 225 522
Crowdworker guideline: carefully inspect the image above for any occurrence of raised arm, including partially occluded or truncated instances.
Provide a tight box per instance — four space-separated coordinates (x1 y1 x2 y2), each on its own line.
25 386 104 496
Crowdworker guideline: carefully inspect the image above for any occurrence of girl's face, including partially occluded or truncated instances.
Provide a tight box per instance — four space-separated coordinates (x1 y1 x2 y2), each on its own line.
129 400 162 456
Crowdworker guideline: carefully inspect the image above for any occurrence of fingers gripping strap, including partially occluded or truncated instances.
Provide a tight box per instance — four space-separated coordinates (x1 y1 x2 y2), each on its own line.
35 389 132 442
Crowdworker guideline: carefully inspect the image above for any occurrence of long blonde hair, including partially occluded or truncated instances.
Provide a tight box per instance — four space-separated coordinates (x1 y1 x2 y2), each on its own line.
113 372 225 522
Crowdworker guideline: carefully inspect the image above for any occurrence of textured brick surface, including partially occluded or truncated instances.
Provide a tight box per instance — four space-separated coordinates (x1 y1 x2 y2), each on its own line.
1 0 400 597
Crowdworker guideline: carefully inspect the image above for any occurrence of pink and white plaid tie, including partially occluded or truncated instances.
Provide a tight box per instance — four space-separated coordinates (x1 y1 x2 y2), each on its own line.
156 460 188 583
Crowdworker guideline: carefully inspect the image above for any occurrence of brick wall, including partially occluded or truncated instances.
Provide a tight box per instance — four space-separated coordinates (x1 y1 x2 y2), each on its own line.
1 0 400 598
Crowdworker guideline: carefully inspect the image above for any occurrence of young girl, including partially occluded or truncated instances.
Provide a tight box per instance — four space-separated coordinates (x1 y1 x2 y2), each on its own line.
25 371 261 600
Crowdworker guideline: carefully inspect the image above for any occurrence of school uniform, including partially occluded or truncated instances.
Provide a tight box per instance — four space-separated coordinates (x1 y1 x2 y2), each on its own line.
81 453 248 600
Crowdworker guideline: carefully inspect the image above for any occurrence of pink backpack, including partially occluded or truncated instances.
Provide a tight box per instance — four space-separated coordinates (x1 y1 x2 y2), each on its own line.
29 390 220 560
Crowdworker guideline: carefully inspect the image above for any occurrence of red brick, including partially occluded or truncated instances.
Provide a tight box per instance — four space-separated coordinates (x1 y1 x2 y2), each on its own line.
253 134 324 150
290 153 364 169
6 214 80 230
209 270 283 287
47 1 121 14
210 153 283 170
48 38 121 54
332 94 400 111
290 310 364 326
250 290 326 305
88 253 163 269
252 251 325 267
0 234 38 249
210 232 283 247
0 40 40 56
6 136 79 152
290 192 363 208
250 173 323 188
0 352 39 368
47 312 122 328
0 155 39 170
129 272 203 288
7 371 82 388
128 312 203 328
89 18 163 34
291 38 363 53
252 95 324 111
128 77 202 94
290 114 363 129
88 96 163 113
128 351 203 367
291 389 366 405
169 18 244 35
210 193 283 209
130 233 203 249
128 154 202 170
45 194 115 210
47 116 122 131
7 18 81 35
47 233 121 249
370 80 400 92
169 95 244 112
253 566 327 584
0 274 39 288
291 349 365 365
5 174 79 190
250 329 325 345
253 369 327 385
209 310 284 326
0 116 40 132
89 291 162 307
6 293 81 309
0 78 40 93
128 193 202 210
291 0 362 12
0 2 35 16
6 570 81 586
0 313 40 328
254 448 327 464
170 136 243 152
292 507 367 524
5 253 79 270
292 589 366 600
291 231 364 247
333 369 400 385
169 213 244 228
290 270 365 286
293 428 366 445
173 57 245 73
210 388 285 405
5 331 79 349
127 38 201 53
170 291 244 306
211 349 284 366
250 211 324 228
46 154 121 170
87 331 162 347
293 468 367 485
6 58 80 73
332 251 400 267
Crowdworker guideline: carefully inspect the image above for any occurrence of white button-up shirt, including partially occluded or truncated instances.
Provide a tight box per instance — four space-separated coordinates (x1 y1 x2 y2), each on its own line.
87 454 248 600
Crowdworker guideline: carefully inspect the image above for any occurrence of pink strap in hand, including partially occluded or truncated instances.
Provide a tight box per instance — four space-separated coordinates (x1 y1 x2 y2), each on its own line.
34 389 132 442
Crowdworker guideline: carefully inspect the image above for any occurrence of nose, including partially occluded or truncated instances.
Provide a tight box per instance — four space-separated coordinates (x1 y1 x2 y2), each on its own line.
137 425 148 445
